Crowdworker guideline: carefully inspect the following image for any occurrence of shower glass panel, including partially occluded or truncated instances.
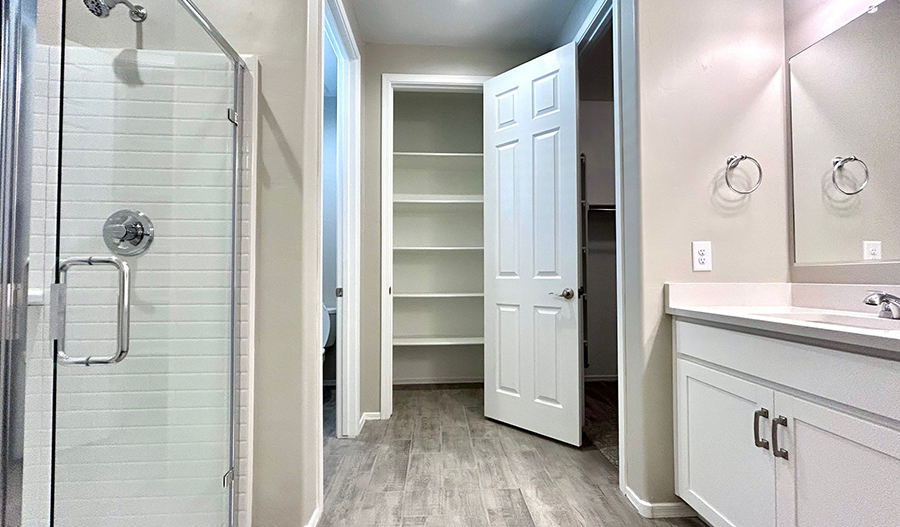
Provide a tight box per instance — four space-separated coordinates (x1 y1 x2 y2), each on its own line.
18 1 243 525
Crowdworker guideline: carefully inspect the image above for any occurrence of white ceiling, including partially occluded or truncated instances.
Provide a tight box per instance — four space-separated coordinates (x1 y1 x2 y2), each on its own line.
348 0 578 49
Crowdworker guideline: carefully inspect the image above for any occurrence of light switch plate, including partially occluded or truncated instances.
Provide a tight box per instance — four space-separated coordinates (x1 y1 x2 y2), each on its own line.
692 241 712 272
864 241 882 260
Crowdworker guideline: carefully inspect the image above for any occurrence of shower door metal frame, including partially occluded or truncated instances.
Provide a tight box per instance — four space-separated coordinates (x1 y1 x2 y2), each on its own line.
49 1 248 525
179 2 247 524
0 0 35 525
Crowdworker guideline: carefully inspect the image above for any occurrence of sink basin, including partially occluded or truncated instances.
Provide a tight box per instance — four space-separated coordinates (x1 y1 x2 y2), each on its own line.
754 312 900 331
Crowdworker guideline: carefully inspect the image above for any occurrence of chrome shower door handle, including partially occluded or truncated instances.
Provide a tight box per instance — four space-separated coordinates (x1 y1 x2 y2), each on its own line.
52 256 131 366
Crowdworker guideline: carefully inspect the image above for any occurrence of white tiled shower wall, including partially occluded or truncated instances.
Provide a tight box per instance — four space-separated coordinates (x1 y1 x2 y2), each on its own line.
25 44 251 527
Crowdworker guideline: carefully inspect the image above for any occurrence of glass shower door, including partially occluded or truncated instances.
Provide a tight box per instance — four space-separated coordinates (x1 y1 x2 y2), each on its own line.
44 2 240 525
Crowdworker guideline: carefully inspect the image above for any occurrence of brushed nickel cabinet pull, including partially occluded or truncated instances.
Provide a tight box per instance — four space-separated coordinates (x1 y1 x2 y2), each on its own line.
754 408 770 450
772 415 789 460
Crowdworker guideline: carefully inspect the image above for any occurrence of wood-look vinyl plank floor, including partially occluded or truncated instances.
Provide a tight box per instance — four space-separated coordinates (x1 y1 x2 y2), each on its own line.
322 383 707 526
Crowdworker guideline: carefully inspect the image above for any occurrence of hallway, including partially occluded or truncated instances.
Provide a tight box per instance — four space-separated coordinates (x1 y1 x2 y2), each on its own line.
321 386 705 526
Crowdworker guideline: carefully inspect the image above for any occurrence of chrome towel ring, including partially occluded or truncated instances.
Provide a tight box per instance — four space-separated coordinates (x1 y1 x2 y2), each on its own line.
832 156 869 195
725 155 763 195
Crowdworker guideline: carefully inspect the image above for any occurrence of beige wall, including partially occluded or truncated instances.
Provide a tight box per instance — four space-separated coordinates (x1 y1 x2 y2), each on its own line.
200 3 324 524
623 0 790 503
164 2 324 524
784 0 874 57
580 101 616 206
359 43 543 412
556 0 602 47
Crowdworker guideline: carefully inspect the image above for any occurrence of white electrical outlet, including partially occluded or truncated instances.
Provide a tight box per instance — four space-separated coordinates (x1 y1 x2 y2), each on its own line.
692 241 712 272
864 241 882 260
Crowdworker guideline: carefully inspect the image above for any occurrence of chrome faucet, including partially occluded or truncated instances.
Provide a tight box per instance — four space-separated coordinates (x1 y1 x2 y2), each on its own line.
863 292 900 320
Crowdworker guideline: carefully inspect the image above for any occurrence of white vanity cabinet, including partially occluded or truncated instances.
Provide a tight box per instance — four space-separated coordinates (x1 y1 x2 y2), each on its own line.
676 360 776 527
774 393 900 527
673 320 900 527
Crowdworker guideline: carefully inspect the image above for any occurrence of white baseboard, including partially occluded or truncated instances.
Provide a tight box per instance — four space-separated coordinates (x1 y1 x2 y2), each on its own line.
304 507 322 527
358 411 381 431
624 486 696 518
393 377 484 385
585 374 618 382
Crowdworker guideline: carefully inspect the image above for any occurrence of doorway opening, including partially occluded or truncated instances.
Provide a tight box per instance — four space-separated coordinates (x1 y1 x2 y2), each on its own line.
375 10 620 447
322 12 341 439
577 4 619 470
375 22 620 449
321 0 362 445
378 74 489 418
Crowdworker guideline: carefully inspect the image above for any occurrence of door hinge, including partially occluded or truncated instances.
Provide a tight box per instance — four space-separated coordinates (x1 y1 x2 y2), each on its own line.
223 467 234 488
335 287 343 298
1 283 14 339
49 283 67 342
227 108 239 126
583 339 590 369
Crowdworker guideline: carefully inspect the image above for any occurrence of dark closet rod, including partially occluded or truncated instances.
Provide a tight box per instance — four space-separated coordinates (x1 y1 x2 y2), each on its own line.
588 204 616 211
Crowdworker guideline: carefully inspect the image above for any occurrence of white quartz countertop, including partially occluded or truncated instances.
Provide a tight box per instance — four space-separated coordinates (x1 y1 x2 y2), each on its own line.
665 283 900 356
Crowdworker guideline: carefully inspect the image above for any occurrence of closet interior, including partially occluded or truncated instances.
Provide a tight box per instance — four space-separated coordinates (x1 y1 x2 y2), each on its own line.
579 26 618 382
391 91 485 384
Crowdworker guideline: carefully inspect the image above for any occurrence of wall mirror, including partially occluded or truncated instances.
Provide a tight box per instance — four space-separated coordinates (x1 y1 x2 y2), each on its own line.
789 0 900 266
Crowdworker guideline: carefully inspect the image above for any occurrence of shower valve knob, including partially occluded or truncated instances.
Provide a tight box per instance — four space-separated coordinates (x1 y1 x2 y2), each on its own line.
103 209 154 257
104 221 143 244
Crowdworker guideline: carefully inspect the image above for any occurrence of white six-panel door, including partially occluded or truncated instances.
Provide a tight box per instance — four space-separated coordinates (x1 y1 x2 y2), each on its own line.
483 43 582 446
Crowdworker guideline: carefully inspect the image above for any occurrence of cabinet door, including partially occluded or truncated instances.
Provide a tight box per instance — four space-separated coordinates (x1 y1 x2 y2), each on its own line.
676 360 776 527
774 393 900 527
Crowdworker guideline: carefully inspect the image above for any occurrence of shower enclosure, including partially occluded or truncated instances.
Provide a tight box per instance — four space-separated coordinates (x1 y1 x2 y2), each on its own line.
1 0 249 525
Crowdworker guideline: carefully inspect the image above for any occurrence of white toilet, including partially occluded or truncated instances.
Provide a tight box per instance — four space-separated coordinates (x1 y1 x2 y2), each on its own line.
321 304 337 356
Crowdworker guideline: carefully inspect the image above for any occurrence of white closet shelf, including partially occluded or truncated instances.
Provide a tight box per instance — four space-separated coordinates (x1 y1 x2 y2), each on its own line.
393 336 485 347
393 292 484 298
394 194 484 204
394 152 483 158
394 246 484 251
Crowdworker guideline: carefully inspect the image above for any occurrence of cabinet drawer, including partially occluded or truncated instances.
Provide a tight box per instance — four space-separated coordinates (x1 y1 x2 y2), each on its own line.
674 320 900 423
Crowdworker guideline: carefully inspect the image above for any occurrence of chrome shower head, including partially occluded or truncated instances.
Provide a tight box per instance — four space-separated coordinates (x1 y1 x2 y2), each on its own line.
83 0 111 17
82 0 148 23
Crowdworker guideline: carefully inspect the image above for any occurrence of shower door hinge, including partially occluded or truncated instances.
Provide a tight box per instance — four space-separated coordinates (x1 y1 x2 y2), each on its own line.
227 108 239 126
336 287 343 298
49 283 67 342
223 467 234 488
1 284 14 340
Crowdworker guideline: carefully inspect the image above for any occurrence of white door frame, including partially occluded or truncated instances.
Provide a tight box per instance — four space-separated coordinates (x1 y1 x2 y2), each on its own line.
572 0 622 481
323 0 362 439
573 0 692 518
571 0 637 503
380 74 491 419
